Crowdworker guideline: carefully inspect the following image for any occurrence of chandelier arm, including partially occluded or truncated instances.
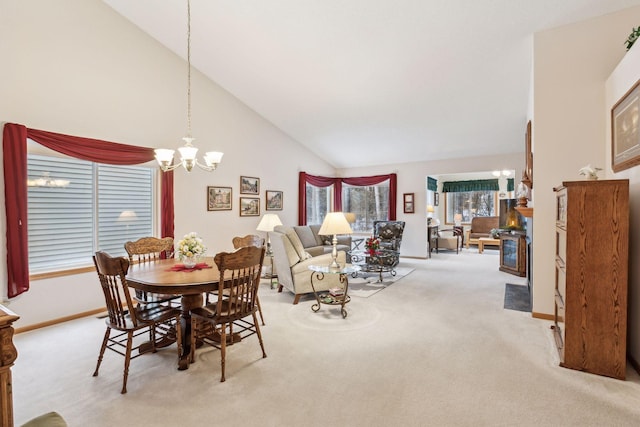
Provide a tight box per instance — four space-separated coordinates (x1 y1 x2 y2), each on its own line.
159 162 184 172
194 159 218 172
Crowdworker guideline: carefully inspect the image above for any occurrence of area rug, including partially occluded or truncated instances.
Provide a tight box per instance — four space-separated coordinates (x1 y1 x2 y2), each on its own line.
504 283 531 312
347 266 414 298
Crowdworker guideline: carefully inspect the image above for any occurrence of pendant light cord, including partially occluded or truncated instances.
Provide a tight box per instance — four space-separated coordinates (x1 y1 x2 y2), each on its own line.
186 0 192 139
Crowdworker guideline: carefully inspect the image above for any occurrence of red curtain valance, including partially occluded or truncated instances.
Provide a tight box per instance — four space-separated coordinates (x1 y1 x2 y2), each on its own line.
2 123 174 299
298 171 397 225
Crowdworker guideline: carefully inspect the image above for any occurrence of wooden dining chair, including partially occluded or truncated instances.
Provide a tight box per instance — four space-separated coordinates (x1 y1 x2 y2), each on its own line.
232 234 266 325
189 245 267 382
124 236 180 306
92 251 182 394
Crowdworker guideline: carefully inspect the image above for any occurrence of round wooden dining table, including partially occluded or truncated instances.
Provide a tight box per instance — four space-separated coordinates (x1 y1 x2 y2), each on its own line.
126 257 219 370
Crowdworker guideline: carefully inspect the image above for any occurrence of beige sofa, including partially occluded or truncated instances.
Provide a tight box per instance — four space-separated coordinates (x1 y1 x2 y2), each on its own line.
464 216 499 248
287 224 351 256
271 225 350 304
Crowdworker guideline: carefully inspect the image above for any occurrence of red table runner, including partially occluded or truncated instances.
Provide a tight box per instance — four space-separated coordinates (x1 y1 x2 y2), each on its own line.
168 263 212 272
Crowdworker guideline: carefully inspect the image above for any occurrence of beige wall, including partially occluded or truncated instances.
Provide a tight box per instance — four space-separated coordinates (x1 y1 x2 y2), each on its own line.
606 40 640 362
532 6 640 320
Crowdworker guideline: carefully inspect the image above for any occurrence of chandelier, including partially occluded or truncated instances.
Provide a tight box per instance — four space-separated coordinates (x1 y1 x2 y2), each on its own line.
154 0 223 172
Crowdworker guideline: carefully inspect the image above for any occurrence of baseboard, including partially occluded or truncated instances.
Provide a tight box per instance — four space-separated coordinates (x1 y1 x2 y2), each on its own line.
401 255 428 260
532 311 554 321
15 307 106 334
628 354 640 376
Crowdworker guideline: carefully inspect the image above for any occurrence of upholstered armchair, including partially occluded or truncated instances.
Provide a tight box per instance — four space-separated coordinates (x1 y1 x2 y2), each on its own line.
373 221 406 252
436 228 462 254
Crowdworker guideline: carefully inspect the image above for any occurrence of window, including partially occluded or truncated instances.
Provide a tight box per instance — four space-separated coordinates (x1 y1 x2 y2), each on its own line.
27 154 155 274
305 183 333 225
342 181 390 231
445 191 497 224
299 172 397 226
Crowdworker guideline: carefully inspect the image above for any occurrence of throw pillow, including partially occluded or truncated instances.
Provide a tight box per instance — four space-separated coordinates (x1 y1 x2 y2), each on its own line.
281 234 301 267
293 226 318 248
284 228 308 261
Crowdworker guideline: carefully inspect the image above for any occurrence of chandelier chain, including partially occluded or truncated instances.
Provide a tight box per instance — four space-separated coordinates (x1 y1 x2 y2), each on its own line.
186 0 192 138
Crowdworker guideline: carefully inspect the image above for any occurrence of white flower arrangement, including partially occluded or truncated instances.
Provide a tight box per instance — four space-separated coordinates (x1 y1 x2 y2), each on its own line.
176 232 207 259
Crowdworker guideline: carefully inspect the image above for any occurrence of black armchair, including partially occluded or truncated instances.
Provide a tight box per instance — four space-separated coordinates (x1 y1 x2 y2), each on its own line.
373 220 406 252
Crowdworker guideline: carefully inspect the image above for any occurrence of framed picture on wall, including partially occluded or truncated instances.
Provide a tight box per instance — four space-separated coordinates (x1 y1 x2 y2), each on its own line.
612 78 640 172
434 192 440 206
403 193 415 213
239 197 260 216
207 186 232 211
266 190 283 210
240 176 260 194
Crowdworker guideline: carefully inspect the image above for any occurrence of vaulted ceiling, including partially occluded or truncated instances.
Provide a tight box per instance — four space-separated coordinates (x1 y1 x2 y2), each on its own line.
103 0 640 168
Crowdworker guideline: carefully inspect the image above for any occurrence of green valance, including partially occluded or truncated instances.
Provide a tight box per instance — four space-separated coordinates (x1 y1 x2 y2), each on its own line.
427 177 438 192
442 179 499 193
507 178 514 192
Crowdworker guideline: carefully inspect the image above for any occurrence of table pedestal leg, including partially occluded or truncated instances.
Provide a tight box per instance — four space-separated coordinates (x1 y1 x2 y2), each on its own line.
178 293 203 370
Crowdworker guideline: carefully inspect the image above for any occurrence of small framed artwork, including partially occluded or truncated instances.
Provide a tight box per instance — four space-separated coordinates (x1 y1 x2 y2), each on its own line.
612 78 640 172
403 193 415 214
266 190 283 210
239 197 260 216
207 186 232 211
240 176 260 194
434 192 440 206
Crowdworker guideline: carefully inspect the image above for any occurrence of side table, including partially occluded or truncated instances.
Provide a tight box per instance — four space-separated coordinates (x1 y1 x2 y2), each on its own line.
263 252 278 289
308 264 361 318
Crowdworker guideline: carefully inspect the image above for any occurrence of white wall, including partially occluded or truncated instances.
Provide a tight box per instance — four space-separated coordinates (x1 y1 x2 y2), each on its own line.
606 41 640 363
532 6 640 317
338 152 523 258
0 0 335 328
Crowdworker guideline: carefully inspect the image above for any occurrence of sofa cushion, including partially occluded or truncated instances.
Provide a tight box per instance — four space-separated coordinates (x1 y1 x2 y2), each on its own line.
281 234 301 267
294 225 318 249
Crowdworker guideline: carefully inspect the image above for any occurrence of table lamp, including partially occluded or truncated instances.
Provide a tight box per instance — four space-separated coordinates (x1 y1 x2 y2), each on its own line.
256 213 282 256
344 212 356 227
427 205 434 225
318 212 353 270
454 213 462 226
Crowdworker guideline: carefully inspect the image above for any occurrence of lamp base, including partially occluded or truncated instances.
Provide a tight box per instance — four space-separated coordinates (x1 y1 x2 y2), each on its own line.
328 236 342 271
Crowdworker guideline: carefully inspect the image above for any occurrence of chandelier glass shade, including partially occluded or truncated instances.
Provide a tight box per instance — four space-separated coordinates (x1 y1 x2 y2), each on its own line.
154 0 223 173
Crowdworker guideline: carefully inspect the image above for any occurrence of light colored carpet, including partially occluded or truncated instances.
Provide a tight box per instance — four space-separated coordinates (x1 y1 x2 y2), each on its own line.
347 265 414 298
12 250 640 426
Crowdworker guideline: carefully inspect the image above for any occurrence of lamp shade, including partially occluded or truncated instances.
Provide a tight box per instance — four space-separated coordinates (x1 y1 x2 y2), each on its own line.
344 212 356 224
318 212 353 236
427 205 434 213
256 214 283 232
117 210 138 222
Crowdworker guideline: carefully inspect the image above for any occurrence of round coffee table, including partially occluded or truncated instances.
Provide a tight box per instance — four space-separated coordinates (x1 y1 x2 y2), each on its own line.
348 249 399 282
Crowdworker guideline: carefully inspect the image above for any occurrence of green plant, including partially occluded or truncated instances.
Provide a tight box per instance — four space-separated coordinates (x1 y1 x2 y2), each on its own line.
625 26 640 51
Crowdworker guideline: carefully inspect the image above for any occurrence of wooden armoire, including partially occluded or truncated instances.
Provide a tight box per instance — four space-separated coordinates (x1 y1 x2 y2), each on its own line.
553 179 629 379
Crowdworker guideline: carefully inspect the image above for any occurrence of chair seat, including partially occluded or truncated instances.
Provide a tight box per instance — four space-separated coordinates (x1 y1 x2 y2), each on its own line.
192 301 256 323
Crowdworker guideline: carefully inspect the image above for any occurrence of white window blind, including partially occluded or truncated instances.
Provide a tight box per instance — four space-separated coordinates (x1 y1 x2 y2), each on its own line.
98 164 153 255
27 154 154 274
